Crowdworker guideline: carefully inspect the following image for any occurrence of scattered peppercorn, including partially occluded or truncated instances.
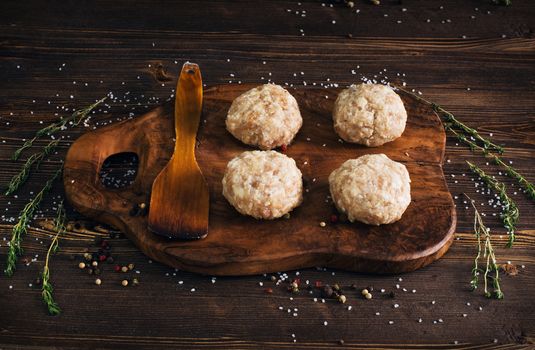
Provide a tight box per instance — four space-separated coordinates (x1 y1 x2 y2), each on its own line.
91 261 98 267
95 278 102 285
280 144 287 153
365 293 372 300
83 253 91 261
78 262 86 269
265 288 273 294
127 263 135 270
367 286 374 292
338 339 345 345
330 214 338 223
361 289 369 296
121 279 129 287
114 265 121 272
389 291 396 298
319 221 326 227
337 295 347 304
270 275 277 282
132 278 139 286
121 266 128 273
322 285 334 298
350 283 357 290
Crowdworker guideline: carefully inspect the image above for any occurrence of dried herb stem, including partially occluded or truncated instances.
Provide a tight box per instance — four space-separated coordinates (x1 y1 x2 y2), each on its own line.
12 97 106 161
447 128 534 200
41 201 66 315
438 105 504 154
466 161 518 247
4 168 62 277
397 86 533 201
465 194 504 299
396 87 503 153
5 140 60 196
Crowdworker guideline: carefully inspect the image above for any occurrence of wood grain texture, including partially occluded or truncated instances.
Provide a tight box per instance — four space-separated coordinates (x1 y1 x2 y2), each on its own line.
0 0 534 349
148 62 209 240
63 84 455 275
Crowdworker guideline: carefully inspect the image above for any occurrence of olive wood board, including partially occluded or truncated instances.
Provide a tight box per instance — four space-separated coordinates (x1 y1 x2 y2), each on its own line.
64 84 456 276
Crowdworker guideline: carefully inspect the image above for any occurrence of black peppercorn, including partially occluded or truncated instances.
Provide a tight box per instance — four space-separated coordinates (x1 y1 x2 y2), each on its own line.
389 291 396 298
322 285 334 298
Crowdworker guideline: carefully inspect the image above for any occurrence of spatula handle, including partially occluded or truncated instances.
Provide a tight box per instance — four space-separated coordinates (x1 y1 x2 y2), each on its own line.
174 62 203 157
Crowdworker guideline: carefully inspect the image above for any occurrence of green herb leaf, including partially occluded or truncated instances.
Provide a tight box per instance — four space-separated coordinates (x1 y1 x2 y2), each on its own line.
464 194 504 299
40 201 66 315
4 168 62 277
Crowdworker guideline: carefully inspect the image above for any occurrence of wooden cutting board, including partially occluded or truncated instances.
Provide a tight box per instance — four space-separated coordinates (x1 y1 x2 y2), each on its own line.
63 84 456 276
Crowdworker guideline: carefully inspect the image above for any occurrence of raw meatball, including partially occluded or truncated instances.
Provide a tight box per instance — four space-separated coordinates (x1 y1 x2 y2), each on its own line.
333 83 407 147
226 84 302 150
328 154 411 225
222 151 303 219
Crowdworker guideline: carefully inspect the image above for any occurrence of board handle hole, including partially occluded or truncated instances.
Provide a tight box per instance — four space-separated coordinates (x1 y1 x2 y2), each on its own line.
99 152 139 189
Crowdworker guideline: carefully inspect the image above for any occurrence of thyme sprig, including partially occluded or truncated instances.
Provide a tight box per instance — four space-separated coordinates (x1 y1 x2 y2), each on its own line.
448 128 534 200
12 97 106 161
4 168 62 277
396 87 503 154
466 161 519 247
438 105 504 154
465 194 504 299
397 86 533 201
41 201 66 315
5 140 60 196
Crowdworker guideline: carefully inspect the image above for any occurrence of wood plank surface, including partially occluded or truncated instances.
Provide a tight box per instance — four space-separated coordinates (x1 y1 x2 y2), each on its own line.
0 1 534 349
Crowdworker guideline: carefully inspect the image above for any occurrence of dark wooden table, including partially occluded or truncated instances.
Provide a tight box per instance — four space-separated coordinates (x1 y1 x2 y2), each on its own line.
1 1 534 349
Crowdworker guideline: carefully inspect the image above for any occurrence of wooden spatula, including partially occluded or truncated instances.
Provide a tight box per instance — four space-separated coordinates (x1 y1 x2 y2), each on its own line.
148 62 209 240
